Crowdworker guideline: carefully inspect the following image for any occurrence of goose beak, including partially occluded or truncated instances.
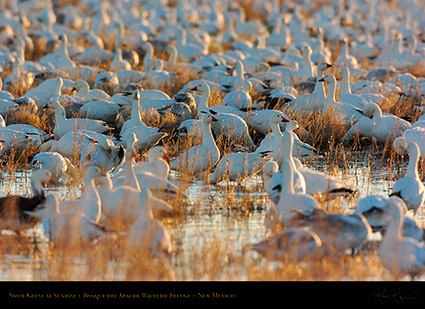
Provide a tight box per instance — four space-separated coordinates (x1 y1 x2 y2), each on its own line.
326 63 332 68
318 77 325 82
211 115 219 122
281 116 290 123
49 176 57 185
190 85 199 91
42 104 49 109
163 153 170 161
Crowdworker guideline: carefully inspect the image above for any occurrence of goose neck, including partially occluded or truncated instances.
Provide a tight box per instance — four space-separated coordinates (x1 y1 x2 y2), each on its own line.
31 177 45 197
406 147 420 179
131 99 142 123
341 70 352 94
201 121 215 146
383 204 403 243
198 87 210 111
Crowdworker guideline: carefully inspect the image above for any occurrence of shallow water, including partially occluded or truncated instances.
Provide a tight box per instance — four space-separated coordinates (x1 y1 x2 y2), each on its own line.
0 149 424 281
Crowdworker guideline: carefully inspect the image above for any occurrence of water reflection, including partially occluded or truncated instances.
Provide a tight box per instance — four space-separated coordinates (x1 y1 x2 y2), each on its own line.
0 151 423 280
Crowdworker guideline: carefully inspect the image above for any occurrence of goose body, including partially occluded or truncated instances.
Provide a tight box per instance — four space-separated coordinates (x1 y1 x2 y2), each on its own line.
390 142 425 214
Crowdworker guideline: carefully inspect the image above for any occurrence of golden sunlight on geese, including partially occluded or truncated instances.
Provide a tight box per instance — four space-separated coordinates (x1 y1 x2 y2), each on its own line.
0 0 425 284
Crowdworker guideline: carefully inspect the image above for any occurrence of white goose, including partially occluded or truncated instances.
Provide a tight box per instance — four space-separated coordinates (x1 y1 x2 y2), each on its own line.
39 34 76 73
126 187 173 258
338 66 368 109
26 194 107 244
335 38 359 69
191 81 255 151
61 166 103 223
354 195 424 242
24 77 63 108
284 120 317 159
171 111 220 176
209 150 271 184
43 99 112 139
286 62 332 115
393 126 425 158
271 136 318 228
341 102 411 145
390 142 425 215
252 227 325 261
118 90 167 154
293 158 354 200
318 74 365 127
31 151 76 181
379 196 425 278
72 79 111 101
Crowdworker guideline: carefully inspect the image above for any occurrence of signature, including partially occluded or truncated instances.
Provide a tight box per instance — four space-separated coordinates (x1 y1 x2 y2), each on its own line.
369 288 419 304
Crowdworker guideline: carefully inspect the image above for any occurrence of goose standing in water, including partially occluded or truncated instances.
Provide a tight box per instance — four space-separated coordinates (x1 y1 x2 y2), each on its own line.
390 142 425 215
379 196 425 279
0 170 56 233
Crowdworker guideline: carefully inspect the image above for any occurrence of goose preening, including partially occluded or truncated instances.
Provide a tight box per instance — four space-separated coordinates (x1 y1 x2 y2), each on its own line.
31 151 76 181
0 169 55 233
72 79 111 101
390 142 425 215
379 196 425 278
341 102 411 144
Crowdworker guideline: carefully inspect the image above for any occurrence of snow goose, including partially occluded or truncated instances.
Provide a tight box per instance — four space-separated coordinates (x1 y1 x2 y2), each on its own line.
171 111 220 177
93 71 120 95
390 142 425 215
284 120 317 159
118 91 167 154
379 196 425 278
39 34 76 73
338 66 368 109
246 110 291 136
134 146 170 179
341 102 411 145
126 188 173 258
290 45 316 82
286 62 332 115
80 134 125 173
26 194 107 244
262 160 279 199
221 80 252 110
23 76 62 108
31 151 76 181
318 74 365 127
0 125 39 154
271 138 318 228
39 130 99 159
293 158 354 199
141 41 155 72
270 132 306 203
351 31 380 62
191 80 255 151
0 169 55 233
110 40 132 72
252 227 325 261
78 99 122 125
335 38 359 69
43 99 113 139
72 79 111 101
175 27 208 62
63 166 103 223
209 150 271 184
393 126 425 158
354 195 424 242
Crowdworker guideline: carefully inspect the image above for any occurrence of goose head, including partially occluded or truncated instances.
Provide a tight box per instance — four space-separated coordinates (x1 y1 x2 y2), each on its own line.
83 165 103 185
285 120 299 132
132 89 140 101
125 132 139 158
72 79 89 92
263 160 279 177
147 146 170 162
361 102 380 118
317 74 335 84
200 111 218 123
270 112 290 125
42 98 62 110
317 61 332 71
393 136 407 156
31 169 56 196
190 81 210 93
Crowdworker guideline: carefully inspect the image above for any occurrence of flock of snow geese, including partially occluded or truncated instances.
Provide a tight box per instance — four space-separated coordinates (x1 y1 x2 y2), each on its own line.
0 0 425 279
